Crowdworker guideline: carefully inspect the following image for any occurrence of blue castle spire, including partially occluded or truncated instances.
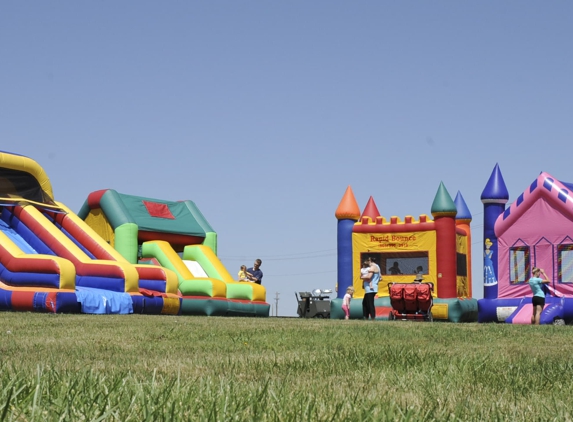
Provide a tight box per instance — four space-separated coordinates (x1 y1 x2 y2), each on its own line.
481 163 509 203
454 191 472 222
481 163 508 299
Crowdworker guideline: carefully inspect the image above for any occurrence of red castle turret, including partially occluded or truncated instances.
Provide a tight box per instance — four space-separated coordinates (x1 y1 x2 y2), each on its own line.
431 182 458 298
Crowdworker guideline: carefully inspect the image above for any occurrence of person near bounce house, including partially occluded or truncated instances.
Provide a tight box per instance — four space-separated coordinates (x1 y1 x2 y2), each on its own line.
528 267 550 325
361 258 380 320
367 257 381 282
369 257 381 315
360 261 371 318
238 265 252 282
342 286 354 320
247 259 263 284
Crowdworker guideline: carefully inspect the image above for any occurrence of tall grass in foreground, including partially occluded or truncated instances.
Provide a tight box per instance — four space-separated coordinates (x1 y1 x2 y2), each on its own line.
1 314 572 421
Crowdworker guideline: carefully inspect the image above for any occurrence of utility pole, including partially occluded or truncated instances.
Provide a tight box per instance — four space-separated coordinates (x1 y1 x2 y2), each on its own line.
274 292 280 317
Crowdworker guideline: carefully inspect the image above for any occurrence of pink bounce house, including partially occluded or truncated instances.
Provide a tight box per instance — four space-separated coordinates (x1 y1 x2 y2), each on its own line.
478 164 573 325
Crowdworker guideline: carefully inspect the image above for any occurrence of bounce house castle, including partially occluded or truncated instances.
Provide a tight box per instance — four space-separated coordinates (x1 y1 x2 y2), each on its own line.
0 151 269 316
478 164 573 324
78 190 269 316
333 183 478 322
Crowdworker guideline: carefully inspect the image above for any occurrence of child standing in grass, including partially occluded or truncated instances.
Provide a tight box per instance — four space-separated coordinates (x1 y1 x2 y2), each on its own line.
342 286 354 320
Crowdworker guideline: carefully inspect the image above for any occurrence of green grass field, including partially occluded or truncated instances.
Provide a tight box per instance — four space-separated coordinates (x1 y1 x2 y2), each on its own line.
1 314 572 421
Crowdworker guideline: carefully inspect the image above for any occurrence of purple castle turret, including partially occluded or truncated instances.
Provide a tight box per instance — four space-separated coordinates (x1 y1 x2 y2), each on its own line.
481 164 509 299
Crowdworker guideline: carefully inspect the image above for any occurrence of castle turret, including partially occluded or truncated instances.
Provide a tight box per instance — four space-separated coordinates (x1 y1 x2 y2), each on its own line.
481 164 509 299
454 191 472 298
335 186 360 299
431 182 457 298
360 196 380 221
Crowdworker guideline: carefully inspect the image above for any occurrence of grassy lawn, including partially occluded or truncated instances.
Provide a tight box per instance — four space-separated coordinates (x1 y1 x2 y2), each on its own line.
1 314 572 421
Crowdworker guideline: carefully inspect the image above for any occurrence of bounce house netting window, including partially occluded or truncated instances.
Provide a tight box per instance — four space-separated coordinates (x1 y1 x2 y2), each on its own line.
457 253 467 276
362 252 429 276
0 168 56 206
558 244 573 284
510 246 530 284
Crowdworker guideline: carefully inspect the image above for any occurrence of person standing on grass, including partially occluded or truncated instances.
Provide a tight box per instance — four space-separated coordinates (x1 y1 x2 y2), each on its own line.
528 267 550 325
342 286 354 320
368 258 381 319
361 258 380 320
360 261 372 319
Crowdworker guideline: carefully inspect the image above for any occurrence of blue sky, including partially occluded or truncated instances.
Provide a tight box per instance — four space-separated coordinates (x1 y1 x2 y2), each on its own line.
2 2 572 316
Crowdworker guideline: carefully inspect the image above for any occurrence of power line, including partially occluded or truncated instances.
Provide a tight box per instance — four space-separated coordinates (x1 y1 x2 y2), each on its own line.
267 270 336 277
219 253 336 262
221 248 336 259
220 220 489 264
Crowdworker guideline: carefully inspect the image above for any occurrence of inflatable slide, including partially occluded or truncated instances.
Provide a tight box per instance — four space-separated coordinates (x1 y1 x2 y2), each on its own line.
78 189 270 317
141 241 268 316
0 151 180 314
504 296 565 325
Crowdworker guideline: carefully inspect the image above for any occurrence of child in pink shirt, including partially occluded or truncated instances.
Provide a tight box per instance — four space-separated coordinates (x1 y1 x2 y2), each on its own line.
342 286 354 320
